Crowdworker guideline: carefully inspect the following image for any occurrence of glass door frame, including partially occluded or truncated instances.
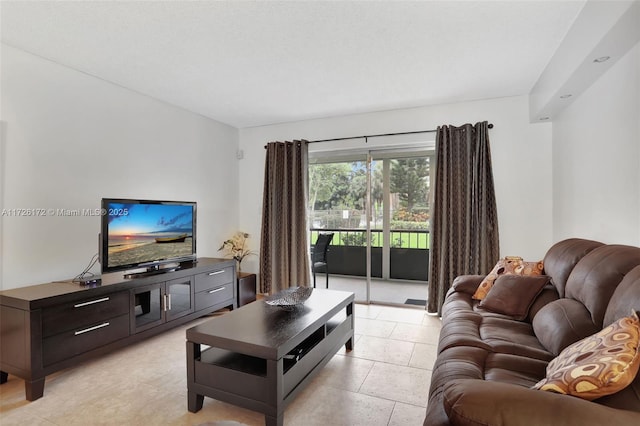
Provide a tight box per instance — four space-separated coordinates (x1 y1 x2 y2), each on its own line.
365 148 433 305
308 141 434 306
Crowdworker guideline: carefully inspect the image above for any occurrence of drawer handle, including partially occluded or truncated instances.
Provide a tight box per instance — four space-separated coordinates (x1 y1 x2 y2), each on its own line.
74 297 110 308
208 287 226 294
208 270 225 276
74 322 110 336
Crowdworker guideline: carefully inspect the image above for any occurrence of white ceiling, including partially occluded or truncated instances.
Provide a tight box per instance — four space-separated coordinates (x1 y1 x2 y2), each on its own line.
1 1 586 128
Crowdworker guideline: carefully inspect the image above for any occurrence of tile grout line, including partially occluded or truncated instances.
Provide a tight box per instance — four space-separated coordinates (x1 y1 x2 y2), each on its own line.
354 356 376 394
387 401 397 426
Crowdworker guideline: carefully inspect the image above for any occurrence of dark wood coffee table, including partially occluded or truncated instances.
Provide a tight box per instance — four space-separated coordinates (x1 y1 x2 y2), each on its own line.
186 288 355 426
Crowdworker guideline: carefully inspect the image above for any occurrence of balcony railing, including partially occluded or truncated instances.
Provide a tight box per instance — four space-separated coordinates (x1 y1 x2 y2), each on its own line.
311 228 429 249
310 228 429 282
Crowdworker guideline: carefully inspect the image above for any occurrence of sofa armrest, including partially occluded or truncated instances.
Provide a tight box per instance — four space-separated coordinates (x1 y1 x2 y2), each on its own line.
451 275 485 295
443 379 640 426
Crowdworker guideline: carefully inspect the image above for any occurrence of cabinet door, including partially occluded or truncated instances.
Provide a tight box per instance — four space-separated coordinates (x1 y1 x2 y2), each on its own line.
166 276 194 321
132 283 165 333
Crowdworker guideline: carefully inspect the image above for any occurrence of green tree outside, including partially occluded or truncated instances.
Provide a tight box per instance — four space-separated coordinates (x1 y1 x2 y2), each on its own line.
309 157 430 246
390 158 430 213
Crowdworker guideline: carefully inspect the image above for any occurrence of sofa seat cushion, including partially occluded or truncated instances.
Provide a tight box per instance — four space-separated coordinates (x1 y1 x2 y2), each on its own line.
442 379 640 426
532 298 600 356
437 310 492 354
441 289 515 321
427 349 548 426
426 346 489 426
598 373 640 412
480 317 555 361
439 290 554 360
483 353 549 386
438 313 554 361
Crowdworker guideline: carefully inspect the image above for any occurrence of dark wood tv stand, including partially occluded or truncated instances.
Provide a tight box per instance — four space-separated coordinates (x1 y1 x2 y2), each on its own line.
0 257 236 401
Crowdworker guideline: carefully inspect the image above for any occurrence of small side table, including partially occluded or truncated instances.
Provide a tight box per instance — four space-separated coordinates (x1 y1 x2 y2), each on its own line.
237 272 257 307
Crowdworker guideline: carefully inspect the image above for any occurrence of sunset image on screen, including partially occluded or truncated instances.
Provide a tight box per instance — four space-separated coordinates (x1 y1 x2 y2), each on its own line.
107 202 194 268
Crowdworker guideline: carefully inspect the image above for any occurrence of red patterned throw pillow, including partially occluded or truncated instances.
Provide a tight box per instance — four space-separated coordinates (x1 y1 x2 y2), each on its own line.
472 256 544 300
532 311 640 400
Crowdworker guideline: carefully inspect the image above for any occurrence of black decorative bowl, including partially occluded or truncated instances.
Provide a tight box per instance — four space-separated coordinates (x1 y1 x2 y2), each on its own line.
265 286 313 309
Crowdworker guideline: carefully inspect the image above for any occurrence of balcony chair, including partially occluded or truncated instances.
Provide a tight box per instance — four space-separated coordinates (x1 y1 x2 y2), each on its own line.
311 232 334 288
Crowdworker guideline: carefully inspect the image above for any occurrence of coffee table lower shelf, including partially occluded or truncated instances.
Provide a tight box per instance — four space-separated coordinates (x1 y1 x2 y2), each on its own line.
186 293 354 426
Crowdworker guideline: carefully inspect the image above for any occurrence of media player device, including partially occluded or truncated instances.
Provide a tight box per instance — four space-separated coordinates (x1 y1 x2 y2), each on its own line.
74 277 102 287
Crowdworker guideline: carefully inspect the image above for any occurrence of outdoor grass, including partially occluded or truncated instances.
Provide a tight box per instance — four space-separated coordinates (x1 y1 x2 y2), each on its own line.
311 230 430 249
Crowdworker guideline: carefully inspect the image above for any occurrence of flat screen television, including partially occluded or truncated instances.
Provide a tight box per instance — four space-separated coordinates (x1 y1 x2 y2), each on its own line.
100 198 197 276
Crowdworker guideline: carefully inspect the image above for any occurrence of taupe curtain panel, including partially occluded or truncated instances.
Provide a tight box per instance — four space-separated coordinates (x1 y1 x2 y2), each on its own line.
427 121 499 315
259 140 311 294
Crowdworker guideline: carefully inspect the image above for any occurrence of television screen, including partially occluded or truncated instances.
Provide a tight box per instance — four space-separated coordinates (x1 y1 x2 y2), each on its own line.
101 198 197 274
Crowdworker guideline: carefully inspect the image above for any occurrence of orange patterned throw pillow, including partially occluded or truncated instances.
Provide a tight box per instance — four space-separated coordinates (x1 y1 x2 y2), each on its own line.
532 311 640 400
472 256 544 300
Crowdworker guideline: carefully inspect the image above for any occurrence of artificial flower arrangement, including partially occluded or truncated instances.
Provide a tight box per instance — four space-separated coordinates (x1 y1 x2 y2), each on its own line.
219 231 256 270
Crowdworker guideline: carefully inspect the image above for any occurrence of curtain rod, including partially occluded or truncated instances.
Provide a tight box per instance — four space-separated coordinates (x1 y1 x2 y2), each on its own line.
263 123 493 148
311 129 435 144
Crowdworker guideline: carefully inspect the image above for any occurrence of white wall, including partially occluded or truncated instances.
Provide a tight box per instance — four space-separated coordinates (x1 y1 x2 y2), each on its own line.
0 45 240 289
552 42 640 245
239 95 554 275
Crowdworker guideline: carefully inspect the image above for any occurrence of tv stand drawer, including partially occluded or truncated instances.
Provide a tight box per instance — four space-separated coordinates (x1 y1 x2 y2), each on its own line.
194 267 234 293
42 313 130 366
195 283 234 312
41 291 130 338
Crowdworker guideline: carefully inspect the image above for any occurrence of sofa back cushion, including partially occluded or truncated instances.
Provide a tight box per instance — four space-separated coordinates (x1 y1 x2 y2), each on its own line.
599 268 640 413
526 284 559 321
542 238 603 298
532 298 600 355
565 245 640 328
533 245 640 356
604 265 640 328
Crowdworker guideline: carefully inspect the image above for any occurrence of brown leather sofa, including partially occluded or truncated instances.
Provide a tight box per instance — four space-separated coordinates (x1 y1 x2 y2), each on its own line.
424 238 640 425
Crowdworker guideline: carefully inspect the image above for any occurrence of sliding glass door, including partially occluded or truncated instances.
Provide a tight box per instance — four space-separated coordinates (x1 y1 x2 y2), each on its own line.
309 154 369 301
368 152 431 305
309 144 433 306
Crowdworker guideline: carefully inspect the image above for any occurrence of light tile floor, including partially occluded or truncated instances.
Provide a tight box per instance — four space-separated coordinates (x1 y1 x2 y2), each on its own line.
0 303 440 426
319 276 429 306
